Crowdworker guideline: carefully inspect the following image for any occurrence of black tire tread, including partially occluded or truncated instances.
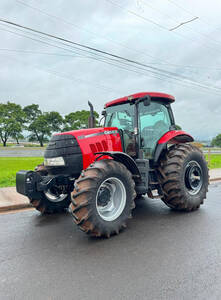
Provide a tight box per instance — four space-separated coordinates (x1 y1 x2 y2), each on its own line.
157 144 209 211
70 159 136 237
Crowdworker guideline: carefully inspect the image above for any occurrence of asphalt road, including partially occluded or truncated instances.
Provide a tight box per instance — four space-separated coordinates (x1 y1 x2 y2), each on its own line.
1 183 221 300
0 148 44 157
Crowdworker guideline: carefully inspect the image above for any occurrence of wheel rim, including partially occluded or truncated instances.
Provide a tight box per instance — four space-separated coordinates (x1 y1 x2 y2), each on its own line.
44 190 67 203
96 177 126 221
184 160 203 195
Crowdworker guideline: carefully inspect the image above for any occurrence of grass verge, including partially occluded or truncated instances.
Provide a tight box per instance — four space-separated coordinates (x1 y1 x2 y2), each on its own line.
0 157 43 188
205 154 221 169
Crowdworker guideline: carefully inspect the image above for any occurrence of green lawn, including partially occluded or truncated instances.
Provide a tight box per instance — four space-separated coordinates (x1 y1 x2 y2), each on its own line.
0 157 43 188
204 154 221 169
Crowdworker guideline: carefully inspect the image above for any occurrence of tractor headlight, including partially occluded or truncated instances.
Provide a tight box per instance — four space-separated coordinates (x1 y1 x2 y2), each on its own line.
44 157 65 166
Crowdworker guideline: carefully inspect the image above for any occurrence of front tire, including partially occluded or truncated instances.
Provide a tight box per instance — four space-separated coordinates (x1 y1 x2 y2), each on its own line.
70 159 136 237
29 164 71 213
157 144 209 211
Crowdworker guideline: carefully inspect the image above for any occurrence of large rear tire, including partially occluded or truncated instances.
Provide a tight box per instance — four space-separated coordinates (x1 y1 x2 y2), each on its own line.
157 144 209 211
29 164 71 213
70 159 136 237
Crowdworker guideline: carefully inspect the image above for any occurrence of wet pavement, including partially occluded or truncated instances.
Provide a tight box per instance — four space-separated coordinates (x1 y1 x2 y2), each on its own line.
0 182 221 299
0 147 44 157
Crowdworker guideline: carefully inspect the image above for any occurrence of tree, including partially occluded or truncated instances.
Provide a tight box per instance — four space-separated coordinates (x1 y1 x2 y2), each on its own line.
23 104 42 122
10 123 24 144
24 106 63 147
63 110 99 131
0 102 25 146
211 134 221 147
30 112 63 147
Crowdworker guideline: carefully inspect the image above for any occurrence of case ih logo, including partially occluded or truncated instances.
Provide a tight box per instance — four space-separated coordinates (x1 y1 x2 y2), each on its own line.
78 130 118 140
104 130 118 135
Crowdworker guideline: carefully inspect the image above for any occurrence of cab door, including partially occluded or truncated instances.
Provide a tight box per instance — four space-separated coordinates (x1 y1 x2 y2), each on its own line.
105 103 135 155
139 101 171 158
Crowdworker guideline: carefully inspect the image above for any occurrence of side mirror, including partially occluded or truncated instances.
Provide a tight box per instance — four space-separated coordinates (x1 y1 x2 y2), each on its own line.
101 110 107 116
143 95 151 106
137 95 151 106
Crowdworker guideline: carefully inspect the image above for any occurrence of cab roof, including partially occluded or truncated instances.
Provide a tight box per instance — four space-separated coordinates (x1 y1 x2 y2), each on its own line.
105 92 175 108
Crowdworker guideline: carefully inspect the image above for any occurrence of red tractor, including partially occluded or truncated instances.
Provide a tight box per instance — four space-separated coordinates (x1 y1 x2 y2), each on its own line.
16 92 209 237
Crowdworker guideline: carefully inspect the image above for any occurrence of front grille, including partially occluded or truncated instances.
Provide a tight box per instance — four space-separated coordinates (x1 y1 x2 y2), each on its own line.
44 134 83 177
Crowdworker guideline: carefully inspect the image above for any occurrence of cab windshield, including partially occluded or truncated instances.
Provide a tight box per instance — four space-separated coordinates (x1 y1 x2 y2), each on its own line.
105 101 171 158
105 103 134 131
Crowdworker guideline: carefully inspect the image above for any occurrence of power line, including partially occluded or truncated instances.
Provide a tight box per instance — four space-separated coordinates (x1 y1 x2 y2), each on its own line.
139 0 199 28
0 21 203 82
11 1 221 69
4 45 218 96
140 0 221 48
0 48 83 58
0 26 192 87
15 0 168 64
170 17 199 31
1 47 221 71
0 24 174 79
0 25 185 86
0 19 220 94
0 18 166 67
1 52 121 95
165 0 221 46
167 0 212 27
106 0 221 55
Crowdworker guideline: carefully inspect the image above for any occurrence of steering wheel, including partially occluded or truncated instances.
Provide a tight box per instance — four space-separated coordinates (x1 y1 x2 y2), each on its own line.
124 129 133 138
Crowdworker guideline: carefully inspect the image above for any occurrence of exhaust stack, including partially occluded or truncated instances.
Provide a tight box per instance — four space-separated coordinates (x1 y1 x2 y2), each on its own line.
88 101 95 128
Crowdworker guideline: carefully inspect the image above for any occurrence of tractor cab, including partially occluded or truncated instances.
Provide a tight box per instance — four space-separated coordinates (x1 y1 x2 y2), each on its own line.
104 92 175 159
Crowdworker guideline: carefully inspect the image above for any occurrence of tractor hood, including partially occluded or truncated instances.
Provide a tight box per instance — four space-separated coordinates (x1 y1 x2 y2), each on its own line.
46 127 123 171
57 127 119 140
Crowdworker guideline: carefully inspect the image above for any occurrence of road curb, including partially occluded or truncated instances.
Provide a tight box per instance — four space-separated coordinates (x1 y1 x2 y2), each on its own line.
0 187 31 213
0 203 32 212
210 178 221 182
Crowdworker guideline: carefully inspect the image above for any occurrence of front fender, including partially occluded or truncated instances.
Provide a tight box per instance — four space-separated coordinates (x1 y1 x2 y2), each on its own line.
154 130 194 163
95 151 141 177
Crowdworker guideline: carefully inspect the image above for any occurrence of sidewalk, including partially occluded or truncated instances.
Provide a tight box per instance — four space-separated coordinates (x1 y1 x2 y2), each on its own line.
0 187 31 212
0 169 221 212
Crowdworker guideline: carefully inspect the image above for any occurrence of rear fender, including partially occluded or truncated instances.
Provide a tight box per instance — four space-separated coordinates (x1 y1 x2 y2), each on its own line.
154 130 194 163
95 151 141 177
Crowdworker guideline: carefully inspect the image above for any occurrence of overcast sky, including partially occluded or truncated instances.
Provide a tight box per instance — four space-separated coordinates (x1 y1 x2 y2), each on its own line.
0 0 221 140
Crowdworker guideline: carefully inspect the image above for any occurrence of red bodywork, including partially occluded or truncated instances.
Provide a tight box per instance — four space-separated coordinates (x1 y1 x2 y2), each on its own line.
105 92 175 108
158 130 193 144
57 128 122 169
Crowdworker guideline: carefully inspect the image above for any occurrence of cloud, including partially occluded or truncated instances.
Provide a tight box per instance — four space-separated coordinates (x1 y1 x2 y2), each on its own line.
0 0 221 140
